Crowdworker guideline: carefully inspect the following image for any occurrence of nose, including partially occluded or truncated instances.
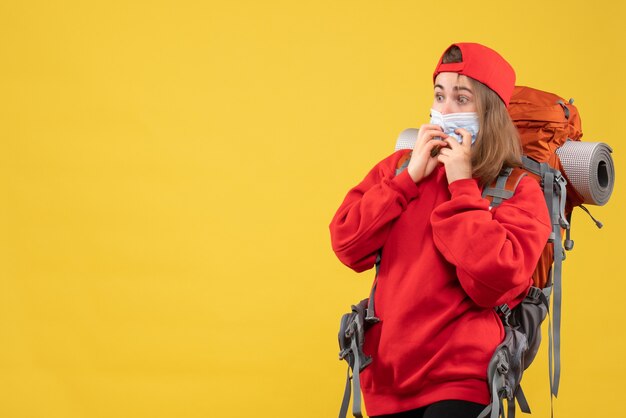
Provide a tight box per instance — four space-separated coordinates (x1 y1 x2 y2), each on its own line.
440 99 454 115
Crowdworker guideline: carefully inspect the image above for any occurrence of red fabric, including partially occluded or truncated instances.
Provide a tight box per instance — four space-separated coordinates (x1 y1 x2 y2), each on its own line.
433 43 516 107
330 150 551 416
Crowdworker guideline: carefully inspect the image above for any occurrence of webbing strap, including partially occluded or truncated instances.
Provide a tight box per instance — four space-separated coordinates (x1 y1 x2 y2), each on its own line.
351 337 363 417
477 404 490 418
543 283 553 404
347 337 363 418
366 281 378 323
506 387 532 418
368 255 381 322
543 169 558 403
515 385 531 414
482 188 515 200
551 218 564 397
477 373 503 418
339 367 351 418
543 167 564 398
557 176 569 229
490 169 512 207
544 171 556 242
521 155 542 176
508 398 516 418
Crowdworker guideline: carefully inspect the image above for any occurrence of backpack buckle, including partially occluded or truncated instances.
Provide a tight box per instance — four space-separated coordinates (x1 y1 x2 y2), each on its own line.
526 286 542 301
496 304 512 322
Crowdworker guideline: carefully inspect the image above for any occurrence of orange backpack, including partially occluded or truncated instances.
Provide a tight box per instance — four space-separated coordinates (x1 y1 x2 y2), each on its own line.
478 86 589 417
487 86 584 290
509 85 585 210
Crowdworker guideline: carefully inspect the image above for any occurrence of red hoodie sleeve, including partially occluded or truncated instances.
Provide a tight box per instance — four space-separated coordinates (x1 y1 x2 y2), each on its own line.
330 151 420 272
430 176 552 307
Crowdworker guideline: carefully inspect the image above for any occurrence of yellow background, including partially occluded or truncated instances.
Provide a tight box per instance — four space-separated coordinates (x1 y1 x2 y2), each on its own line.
1 1 623 417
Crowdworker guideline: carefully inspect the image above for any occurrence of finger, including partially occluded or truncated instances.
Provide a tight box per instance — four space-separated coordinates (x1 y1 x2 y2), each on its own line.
429 133 449 146
417 126 444 141
437 146 452 157
440 136 458 150
416 130 448 148
419 124 445 133
420 129 448 139
455 128 473 149
429 139 450 157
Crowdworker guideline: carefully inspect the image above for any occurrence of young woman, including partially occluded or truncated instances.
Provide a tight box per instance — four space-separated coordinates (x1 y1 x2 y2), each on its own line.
329 43 552 418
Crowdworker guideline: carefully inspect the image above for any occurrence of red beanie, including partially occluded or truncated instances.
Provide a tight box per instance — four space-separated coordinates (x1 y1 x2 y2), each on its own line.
433 43 516 107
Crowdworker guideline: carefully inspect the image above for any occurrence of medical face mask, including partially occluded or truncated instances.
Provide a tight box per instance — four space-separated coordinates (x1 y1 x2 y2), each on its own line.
429 109 480 144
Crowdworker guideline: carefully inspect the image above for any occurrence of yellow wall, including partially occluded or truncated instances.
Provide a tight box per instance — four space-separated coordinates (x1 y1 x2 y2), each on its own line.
1 1 623 417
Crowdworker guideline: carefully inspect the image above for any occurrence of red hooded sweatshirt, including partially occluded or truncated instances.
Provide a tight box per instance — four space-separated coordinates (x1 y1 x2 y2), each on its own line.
330 150 551 416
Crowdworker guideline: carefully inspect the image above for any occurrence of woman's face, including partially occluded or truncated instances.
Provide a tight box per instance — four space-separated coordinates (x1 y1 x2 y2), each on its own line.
433 72 477 114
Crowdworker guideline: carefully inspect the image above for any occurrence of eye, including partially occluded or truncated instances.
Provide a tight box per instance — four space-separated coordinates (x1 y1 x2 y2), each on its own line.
457 95 470 104
434 93 444 102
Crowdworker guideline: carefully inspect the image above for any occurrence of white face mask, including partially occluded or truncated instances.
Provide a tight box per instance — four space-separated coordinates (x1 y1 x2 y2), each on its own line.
429 109 480 144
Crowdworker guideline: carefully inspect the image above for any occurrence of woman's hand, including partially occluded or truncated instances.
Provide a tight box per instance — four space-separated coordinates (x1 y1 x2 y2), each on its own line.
407 124 449 183
437 128 473 184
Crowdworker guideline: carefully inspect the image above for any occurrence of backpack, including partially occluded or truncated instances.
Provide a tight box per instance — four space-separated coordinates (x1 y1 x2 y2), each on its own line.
337 86 614 418
476 86 613 418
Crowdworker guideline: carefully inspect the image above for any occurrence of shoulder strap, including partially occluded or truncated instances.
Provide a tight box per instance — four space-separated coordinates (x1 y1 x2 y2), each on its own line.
395 151 411 176
482 167 527 208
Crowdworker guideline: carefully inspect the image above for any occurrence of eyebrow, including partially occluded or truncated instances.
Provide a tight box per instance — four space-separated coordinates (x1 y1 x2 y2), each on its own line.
434 84 474 94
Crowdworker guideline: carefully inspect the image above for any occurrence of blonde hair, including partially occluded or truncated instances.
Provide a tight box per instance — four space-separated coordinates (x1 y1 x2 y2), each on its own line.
469 79 522 186
442 46 522 186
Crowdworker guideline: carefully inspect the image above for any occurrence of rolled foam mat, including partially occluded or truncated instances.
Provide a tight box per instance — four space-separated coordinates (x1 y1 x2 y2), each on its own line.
556 141 614 206
395 128 419 152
